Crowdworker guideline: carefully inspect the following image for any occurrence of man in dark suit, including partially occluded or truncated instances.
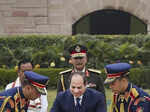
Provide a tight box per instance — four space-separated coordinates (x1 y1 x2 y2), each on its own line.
57 44 105 97
50 72 106 112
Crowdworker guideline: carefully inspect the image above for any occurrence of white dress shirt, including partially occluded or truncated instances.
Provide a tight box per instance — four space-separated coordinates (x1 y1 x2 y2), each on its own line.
74 95 83 106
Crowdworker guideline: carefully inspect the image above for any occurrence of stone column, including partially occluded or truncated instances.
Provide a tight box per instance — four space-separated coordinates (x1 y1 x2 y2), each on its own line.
147 24 150 34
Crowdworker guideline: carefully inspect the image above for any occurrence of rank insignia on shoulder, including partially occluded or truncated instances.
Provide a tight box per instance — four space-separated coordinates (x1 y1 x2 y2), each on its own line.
88 69 101 74
0 96 6 99
59 69 72 74
130 88 139 99
86 83 96 88
144 96 150 102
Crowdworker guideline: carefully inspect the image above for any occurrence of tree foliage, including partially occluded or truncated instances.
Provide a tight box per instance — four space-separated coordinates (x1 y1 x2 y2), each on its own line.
0 34 149 69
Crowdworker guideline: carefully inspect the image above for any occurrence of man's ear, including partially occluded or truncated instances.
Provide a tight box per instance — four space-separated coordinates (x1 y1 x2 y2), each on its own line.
69 59 72 64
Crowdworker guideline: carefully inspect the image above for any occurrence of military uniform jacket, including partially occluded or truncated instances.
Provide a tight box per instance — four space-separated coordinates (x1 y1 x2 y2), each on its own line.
5 77 48 112
57 68 105 95
110 83 150 112
0 87 29 112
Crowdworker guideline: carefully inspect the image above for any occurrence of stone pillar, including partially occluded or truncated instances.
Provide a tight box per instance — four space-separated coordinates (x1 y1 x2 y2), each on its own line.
147 24 150 34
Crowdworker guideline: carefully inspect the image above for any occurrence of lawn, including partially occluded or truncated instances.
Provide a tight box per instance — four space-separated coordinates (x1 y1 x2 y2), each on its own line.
47 88 150 111
47 89 57 111
0 88 149 111
47 89 113 111
47 89 111 111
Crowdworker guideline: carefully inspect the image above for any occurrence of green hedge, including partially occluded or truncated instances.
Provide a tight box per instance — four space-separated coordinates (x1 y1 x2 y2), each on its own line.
0 69 17 88
0 34 150 69
0 67 149 89
33 68 64 88
130 67 150 89
101 67 150 89
0 68 64 89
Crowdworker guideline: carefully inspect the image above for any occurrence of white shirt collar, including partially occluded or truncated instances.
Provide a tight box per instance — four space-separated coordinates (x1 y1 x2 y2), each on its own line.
15 77 21 87
74 95 83 105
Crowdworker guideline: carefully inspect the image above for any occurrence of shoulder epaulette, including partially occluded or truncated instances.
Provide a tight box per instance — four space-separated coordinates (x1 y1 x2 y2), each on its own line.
130 88 139 99
0 96 6 99
59 69 72 74
88 69 101 74
0 96 11 112
144 96 150 102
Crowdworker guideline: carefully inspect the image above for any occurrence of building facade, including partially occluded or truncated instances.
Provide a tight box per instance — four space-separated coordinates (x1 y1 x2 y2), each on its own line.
0 0 150 35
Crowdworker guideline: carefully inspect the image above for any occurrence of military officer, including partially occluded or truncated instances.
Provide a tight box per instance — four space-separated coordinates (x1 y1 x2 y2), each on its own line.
0 71 49 112
57 44 105 97
104 62 150 112
5 59 48 112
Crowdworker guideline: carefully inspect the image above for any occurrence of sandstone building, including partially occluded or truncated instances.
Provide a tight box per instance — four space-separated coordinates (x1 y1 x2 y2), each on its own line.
0 0 150 35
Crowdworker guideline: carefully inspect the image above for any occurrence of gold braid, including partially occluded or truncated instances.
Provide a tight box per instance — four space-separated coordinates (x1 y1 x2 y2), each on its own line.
61 75 65 91
0 96 11 112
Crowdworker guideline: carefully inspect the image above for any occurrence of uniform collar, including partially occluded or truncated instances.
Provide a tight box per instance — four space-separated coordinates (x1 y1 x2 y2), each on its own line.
125 83 131 93
119 83 131 95
18 87 30 110
118 83 132 102
72 67 89 77
18 87 26 99
73 67 86 72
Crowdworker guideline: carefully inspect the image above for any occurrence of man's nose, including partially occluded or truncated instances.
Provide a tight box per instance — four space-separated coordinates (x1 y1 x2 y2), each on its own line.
74 88 79 93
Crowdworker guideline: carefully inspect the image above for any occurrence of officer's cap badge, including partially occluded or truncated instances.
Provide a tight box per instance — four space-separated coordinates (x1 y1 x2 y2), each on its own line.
75 46 81 52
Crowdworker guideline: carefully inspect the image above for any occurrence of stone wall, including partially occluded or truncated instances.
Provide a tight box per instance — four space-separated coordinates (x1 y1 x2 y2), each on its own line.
0 0 150 35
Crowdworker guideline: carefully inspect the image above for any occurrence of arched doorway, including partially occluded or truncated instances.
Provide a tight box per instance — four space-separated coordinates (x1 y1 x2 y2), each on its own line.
72 9 147 35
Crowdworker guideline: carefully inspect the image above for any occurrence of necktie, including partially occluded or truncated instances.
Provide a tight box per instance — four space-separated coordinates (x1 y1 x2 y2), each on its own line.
75 98 81 112
120 95 125 112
